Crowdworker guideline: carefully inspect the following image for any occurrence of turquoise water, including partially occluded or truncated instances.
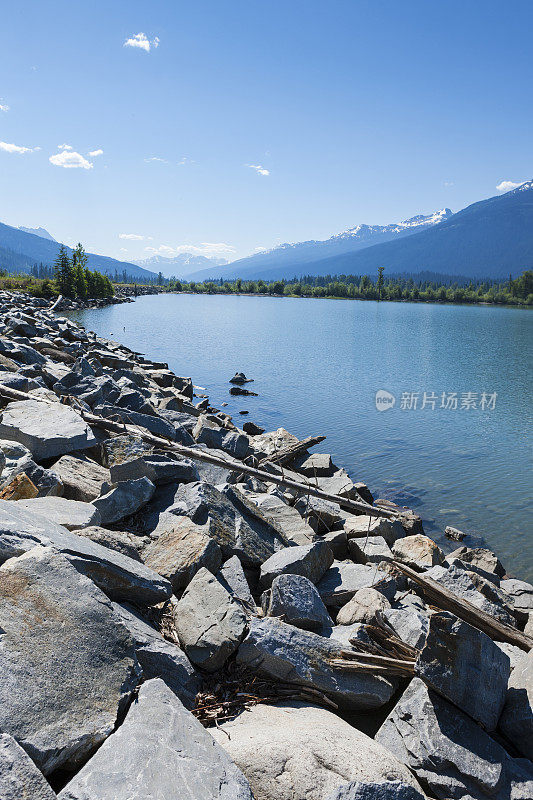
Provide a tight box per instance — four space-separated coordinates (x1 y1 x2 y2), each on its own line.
68 294 533 581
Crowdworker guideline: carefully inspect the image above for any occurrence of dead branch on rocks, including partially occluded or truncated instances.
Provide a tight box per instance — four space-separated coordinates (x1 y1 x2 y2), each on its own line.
0 385 395 519
257 435 326 467
394 561 533 651
328 613 418 676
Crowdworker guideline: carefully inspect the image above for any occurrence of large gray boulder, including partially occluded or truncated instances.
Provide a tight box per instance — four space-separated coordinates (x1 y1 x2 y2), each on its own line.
112 602 200 708
376 677 533 800
344 514 405 546
499 651 533 759
109 452 199 485
171 481 291 567
75 525 142 561
294 494 342 534
91 476 155 524
264 573 333 630
174 567 248 671
425 564 516 626
143 515 222 591
0 399 96 460
51 454 110 501
218 555 256 610
384 607 430 650
348 535 393 564
259 540 334 588
0 500 171 604
193 414 249 458
0 547 141 775
15 496 102 530
392 534 445 570
317 561 393 608
326 781 425 800
250 491 316 544
58 679 254 800
211 701 423 800
337 587 391 625
500 578 533 623
0 733 57 800
236 617 396 710
416 611 510 730
447 546 505 579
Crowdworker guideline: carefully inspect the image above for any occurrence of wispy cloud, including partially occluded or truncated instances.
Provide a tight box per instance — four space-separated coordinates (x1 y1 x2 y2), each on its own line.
0 104 9 113
496 179 526 192
58 143 73 151
247 164 270 176
254 246 267 252
88 148 103 157
0 140 38 154
49 149 93 169
124 33 159 52
145 156 168 164
144 243 236 258
443 181 454 187
119 233 152 241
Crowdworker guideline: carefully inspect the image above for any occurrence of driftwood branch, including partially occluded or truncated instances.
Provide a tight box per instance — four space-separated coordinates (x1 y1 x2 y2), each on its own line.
258 435 326 467
0 385 394 520
393 561 533 651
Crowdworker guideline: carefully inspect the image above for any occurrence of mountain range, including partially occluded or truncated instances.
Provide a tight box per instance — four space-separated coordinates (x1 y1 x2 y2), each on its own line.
181 181 533 282
0 223 158 281
134 252 228 279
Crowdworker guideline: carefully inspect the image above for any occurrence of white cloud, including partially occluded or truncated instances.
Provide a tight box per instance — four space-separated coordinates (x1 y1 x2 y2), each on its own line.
119 233 152 241
144 242 236 258
254 246 267 252
57 143 73 150
124 33 159 52
120 247 128 252
145 156 168 164
0 104 9 112
247 164 270 176
49 149 93 169
444 181 454 187
89 148 103 157
0 140 37 154
496 179 526 192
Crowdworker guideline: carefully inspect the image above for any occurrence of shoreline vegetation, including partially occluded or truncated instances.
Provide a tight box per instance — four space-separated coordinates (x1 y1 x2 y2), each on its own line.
0 288 532 798
1 241 532 307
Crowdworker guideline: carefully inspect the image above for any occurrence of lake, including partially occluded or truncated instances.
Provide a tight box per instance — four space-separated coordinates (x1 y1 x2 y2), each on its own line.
68 293 533 581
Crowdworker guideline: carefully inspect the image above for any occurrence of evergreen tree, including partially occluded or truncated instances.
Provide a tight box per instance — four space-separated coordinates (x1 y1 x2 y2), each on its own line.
72 243 88 298
377 266 385 300
54 245 75 297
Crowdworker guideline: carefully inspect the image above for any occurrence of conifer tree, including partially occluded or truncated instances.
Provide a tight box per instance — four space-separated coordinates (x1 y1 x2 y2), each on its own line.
53 245 75 297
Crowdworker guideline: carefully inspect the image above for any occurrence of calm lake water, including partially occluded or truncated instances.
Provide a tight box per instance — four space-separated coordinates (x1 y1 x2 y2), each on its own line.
68 294 533 581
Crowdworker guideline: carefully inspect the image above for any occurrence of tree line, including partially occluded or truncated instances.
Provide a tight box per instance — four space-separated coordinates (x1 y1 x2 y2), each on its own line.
164 269 533 306
52 244 114 299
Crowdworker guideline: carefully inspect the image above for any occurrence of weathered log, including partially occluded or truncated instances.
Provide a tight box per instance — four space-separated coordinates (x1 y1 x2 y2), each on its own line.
258 435 326 467
393 561 533 651
0 386 394 520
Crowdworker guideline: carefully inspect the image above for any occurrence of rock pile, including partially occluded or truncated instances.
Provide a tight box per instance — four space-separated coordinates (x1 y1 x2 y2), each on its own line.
0 289 531 799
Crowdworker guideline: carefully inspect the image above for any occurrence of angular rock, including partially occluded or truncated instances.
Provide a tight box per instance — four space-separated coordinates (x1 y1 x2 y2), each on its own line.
315 469 361 501
101 433 150 468
384 607 430 650
58 679 253 800
325 780 425 800
211 701 422 800
76 525 142 561
193 414 249 458
337 587 391 625
448 545 505 578
344 514 405 546
500 578 533 623
321 528 349 559
392 534 445 570
499 651 533 759
248 426 299 459
426 564 516 626
325 622 373 649
0 499 171 604
0 733 57 800
171 481 291 567
0 547 140 775
51 454 110 501
348 535 393 564
218 555 256 610
237 617 396 710
317 561 393 608
376 677 533 800
292 451 333 477
295 494 342 534
112 603 200 708
95 404 177 440
143 515 222 591
416 611 510 729
174 567 248 671
251 491 316 544
265 573 333 630
109 452 199 485
92 476 155 524
0 399 96 460
15 496 101 530
259 540 334 588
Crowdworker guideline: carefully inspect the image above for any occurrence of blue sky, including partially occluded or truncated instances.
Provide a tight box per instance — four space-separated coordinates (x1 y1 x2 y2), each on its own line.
1 0 532 264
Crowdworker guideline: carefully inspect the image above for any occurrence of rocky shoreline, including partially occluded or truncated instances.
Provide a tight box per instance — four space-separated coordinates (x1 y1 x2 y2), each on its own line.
0 289 531 800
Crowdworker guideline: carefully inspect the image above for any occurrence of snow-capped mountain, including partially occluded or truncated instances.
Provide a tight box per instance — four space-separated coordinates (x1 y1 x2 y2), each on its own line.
181 209 453 282
134 252 228 279
18 226 57 242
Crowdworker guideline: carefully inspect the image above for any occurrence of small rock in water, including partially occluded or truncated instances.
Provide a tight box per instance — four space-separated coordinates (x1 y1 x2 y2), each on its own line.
230 386 258 396
229 372 254 384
